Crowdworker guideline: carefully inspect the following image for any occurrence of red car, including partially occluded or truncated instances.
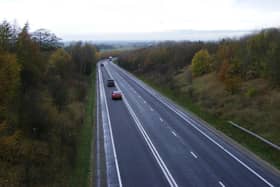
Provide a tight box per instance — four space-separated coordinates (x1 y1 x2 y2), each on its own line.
112 90 122 100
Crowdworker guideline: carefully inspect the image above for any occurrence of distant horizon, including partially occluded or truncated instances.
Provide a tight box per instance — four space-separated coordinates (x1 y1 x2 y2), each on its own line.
61 29 259 42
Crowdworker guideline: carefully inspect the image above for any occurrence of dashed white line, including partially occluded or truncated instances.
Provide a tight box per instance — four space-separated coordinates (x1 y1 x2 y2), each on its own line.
143 100 147 104
190 151 198 159
219 181 226 187
118 66 275 187
150 107 154 111
110 58 275 187
106 67 178 187
159 118 164 122
171 131 177 137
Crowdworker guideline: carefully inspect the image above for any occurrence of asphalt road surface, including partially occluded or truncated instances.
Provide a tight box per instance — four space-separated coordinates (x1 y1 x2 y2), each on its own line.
97 59 280 187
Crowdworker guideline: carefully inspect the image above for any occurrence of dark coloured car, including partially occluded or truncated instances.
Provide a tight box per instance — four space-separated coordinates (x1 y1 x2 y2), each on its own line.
112 90 122 100
101 63 104 67
107 79 115 87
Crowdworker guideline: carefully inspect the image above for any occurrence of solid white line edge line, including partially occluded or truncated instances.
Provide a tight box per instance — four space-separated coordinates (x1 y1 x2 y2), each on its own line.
105 63 178 187
112 62 275 187
99 66 123 187
96 65 101 187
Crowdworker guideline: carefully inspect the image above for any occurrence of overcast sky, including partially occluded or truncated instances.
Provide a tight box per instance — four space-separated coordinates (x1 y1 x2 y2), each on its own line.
1 0 280 40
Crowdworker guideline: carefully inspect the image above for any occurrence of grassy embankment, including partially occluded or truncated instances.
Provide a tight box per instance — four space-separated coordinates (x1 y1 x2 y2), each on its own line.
138 72 280 171
72 69 96 187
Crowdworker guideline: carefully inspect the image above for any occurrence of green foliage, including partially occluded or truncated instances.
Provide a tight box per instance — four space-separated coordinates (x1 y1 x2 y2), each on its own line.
191 49 211 76
245 87 257 97
246 29 280 84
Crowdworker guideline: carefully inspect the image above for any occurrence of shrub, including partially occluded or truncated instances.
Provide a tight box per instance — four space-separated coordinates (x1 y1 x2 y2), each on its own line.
246 87 257 97
224 76 242 94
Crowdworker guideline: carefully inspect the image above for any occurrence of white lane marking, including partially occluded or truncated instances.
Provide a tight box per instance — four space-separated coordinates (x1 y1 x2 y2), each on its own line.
171 131 177 137
164 102 275 187
219 181 226 187
96 67 101 187
160 118 164 122
105 65 178 187
190 151 198 159
113 65 275 187
144 100 147 104
150 107 154 111
99 67 123 187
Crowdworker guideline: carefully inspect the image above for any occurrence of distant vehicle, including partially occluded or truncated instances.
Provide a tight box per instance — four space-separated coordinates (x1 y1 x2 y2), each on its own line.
107 79 115 87
109 56 113 61
112 90 122 100
101 63 104 67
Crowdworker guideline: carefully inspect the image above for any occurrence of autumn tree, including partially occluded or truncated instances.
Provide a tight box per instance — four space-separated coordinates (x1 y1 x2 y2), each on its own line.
191 49 211 76
16 23 44 91
0 52 21 121
48 48 72 109
48 48 71 77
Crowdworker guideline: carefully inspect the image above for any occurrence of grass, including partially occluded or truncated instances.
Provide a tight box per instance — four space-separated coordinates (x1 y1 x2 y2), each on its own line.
72 69 96 187
138 75 280 171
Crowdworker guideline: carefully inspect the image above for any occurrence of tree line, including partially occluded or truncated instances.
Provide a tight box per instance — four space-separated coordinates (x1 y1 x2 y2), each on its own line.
118 28 280 93
0 20 97 186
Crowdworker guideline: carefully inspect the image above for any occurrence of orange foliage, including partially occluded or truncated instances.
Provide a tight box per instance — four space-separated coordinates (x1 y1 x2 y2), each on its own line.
218 61 230 81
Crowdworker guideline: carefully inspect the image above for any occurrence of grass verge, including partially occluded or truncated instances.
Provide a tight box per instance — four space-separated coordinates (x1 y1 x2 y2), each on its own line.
72 69 96 187
139 75 280 171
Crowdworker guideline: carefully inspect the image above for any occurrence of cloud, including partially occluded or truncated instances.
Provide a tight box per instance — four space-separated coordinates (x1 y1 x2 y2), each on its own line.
1 0 280 40
234 0 280 11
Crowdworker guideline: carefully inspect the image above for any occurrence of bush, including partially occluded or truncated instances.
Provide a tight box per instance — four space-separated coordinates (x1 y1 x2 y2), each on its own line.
224 76 242 94
245 87 257 97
